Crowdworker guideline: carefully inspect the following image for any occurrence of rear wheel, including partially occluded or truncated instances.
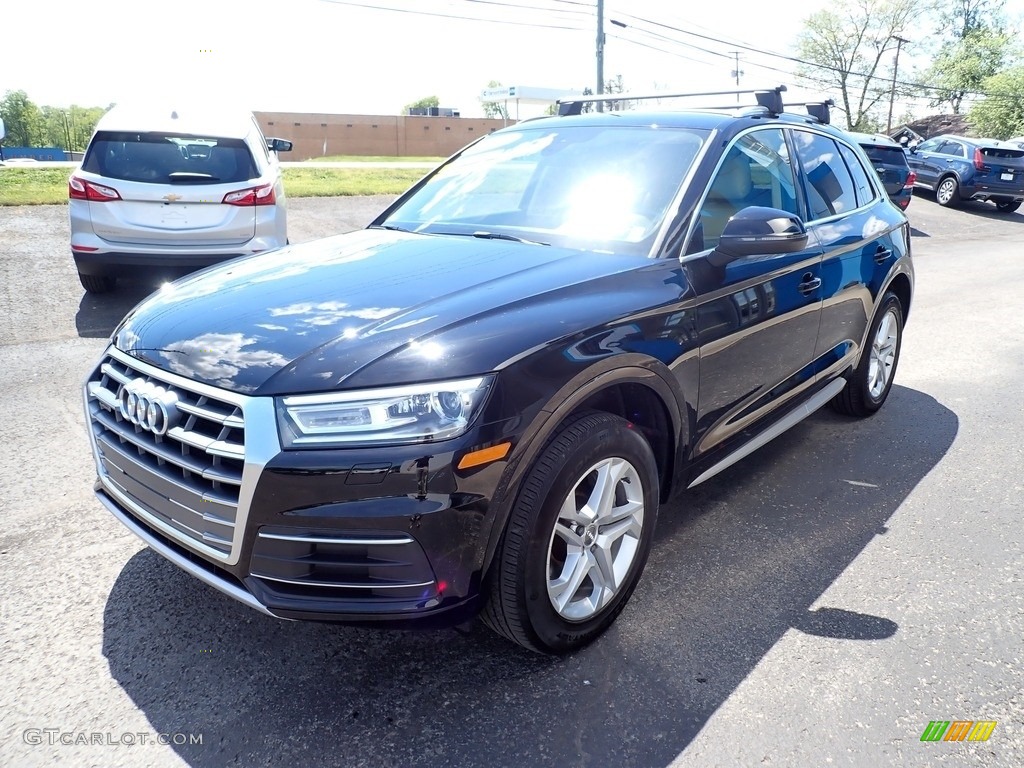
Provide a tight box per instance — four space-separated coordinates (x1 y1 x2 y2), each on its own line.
482 411 659 654
935 176 960 207
995 200 1021 213
830 292 903 417
79 273 116 293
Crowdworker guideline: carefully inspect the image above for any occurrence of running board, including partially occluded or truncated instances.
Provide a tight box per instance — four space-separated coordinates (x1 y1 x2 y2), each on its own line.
687 378 848 489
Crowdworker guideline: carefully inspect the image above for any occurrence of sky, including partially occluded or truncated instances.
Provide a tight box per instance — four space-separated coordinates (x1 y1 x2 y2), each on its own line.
3 0 1023 120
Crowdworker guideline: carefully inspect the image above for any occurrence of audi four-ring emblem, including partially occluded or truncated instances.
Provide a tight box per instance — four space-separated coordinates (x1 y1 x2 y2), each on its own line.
118 378 180 435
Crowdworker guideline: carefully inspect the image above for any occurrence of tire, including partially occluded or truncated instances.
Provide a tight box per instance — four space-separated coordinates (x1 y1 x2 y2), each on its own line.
482 411 659 654
935 176 960 207
830 292 904 417
79 273 116 293
995 200 1021 213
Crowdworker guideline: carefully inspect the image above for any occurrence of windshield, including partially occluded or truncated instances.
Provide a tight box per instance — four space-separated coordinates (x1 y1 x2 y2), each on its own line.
82 131 258 184
379 124 707 255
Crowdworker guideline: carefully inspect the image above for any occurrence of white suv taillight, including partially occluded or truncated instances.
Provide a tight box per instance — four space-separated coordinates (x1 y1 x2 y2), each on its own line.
69 176 122 202
223 183 276 206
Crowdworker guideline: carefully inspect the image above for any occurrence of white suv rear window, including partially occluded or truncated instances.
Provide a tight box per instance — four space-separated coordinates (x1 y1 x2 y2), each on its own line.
82 131 258 185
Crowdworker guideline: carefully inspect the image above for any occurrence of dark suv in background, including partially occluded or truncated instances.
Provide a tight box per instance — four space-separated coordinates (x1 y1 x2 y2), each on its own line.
83 88 913 654
907 134 1024 212
849 132 915 210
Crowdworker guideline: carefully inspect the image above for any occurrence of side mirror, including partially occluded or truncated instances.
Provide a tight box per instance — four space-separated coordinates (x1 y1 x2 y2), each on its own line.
712 206 809 263
267 138 292 153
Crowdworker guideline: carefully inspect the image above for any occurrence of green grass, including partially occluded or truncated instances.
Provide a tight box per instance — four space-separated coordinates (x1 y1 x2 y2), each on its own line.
310 155 444 163
0 169 72 205
0 167 426 205
283 167 425 196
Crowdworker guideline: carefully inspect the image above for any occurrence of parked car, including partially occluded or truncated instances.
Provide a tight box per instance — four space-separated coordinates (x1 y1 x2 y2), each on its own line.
83 88 913 654
906 134 1024 212
848 131 915 210
70 105 292 294
1005 136 1024 149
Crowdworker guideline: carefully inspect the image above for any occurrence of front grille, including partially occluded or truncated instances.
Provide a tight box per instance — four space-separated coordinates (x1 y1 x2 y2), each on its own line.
85 348 247 559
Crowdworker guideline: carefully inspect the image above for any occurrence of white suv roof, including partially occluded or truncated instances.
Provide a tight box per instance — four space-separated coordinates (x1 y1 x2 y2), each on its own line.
94 105 255 140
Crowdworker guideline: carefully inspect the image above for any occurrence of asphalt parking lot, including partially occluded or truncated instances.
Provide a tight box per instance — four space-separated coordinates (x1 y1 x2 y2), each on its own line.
1 193 1022 767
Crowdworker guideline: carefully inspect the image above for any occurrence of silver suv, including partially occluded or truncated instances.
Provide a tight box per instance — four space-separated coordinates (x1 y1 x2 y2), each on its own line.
69 106 290 293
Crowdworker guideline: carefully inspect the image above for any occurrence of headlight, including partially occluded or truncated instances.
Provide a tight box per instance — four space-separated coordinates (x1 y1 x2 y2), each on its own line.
276 376 493 447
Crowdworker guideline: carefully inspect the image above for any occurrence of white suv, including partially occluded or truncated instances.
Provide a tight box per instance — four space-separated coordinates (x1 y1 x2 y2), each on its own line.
69 106 290 293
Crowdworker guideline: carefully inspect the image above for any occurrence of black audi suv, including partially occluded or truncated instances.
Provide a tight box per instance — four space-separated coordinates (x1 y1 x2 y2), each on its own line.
84 88 913 653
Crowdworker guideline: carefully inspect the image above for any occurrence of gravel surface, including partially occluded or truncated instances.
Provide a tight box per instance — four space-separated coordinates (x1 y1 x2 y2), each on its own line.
1 194 1021 767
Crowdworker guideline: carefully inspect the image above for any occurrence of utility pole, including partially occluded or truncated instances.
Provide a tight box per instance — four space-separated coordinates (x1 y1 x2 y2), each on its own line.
886 35 909 134
730 52 744 101
596 0 605 112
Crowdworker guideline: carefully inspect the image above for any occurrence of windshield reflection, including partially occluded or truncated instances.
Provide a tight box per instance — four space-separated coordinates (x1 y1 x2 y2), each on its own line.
382 124 707 256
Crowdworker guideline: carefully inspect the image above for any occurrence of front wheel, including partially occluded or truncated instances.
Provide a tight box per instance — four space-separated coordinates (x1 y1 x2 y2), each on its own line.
830 292 904 417
995 200 1021 213
482 411 659 654
936 176 960 207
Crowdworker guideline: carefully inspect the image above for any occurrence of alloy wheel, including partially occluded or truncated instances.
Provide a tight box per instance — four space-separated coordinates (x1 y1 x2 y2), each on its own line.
868 308 899 399
546 457 645 621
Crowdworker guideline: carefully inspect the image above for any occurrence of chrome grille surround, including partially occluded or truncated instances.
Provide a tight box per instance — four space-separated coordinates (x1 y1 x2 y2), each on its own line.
83 345 279 565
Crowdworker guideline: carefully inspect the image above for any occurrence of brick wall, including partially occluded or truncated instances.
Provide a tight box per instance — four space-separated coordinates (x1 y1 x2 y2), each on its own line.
254 112 513 159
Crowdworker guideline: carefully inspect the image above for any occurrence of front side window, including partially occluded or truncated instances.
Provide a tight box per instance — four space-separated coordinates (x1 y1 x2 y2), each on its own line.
688 128 798 253
379 124 707 256
791 130 859 220
82 131 258 185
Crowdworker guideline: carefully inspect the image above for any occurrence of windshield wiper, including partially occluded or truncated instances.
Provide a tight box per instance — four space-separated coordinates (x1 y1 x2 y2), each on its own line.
369 224 413 232
435 230 549 246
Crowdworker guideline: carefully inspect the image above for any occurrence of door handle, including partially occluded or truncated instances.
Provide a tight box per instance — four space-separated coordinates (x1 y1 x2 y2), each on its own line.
798 273 821 295
874 246 893 265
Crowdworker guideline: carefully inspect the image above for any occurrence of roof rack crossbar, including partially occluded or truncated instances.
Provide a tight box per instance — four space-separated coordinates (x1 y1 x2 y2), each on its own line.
787 99 835 125
556 85 788 116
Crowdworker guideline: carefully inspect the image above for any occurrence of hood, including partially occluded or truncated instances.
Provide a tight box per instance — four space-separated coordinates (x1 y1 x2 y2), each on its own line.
113 229 653 395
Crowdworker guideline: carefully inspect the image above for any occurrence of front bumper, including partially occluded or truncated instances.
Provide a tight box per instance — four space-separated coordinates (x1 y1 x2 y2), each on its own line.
84 346 513 627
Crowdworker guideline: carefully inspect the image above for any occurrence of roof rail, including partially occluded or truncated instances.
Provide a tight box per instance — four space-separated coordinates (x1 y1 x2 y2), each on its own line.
556 85 788 117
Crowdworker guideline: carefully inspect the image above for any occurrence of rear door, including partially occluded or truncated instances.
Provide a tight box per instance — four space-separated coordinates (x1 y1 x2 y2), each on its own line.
80 131 259 247
791 129 907 382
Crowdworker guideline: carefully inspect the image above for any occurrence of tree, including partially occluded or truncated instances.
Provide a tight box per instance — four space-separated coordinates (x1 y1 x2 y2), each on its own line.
968 66 1024 137
481 80 510 120
0 90 45 146
936 0 1005 39
923 29 1012 114
404 95 439 113
919 0 1010 114
795 0 916 131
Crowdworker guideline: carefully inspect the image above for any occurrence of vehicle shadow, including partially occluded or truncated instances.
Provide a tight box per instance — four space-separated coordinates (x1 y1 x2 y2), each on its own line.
75 282 159 338
101 384 957 767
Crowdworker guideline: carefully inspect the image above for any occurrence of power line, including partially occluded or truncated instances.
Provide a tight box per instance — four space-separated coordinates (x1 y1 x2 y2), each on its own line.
608 9 993 97
317 0 589 31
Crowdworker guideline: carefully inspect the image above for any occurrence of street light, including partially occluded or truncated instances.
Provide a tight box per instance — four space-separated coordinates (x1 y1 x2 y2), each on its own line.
886 35 909 134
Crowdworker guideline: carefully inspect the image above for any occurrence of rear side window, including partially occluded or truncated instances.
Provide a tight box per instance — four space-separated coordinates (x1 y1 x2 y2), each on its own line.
938 141 965 158
838 143 877 207
791 131 858 220
82 131 258 184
